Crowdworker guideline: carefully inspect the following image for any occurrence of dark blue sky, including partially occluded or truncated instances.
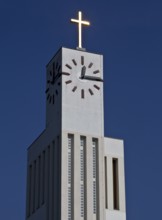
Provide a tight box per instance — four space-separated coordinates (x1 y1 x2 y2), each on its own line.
1 0 162 219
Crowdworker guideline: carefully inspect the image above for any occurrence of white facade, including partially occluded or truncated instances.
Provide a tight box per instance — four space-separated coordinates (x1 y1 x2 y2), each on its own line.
26 47 126 220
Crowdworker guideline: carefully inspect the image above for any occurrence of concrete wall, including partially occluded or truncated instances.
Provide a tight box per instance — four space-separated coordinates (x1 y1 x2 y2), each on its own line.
26 131 61 220
61 48 104 137
104 137 126 220
61 132 105 220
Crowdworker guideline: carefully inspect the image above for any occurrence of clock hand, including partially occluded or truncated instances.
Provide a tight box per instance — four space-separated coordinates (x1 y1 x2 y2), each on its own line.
83 75 103 82
81 66 86 79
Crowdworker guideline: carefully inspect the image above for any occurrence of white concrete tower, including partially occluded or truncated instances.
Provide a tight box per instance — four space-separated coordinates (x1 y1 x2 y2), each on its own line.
25 11 126 220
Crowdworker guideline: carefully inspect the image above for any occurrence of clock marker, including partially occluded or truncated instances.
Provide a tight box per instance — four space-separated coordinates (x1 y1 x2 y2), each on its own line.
47 94 50 100
65 80 72 84
88 62 93 68
89 89 94 95
58 82 61 86
62 72 70 76
52 63 55 76
45 88 49 93
94 84 100 90
93 70 100 74
49 96 52 103
66 64 72 69
72 59 77 66
50 71 52 76
47 80 50 84
52 95 55 104
81 89 85 99
81 56 84 65
56 62 58 69
58 65 61 73
72 86 77 92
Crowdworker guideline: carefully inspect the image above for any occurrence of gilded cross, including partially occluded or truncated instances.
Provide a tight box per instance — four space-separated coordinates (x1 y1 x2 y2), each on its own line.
71 11 90 49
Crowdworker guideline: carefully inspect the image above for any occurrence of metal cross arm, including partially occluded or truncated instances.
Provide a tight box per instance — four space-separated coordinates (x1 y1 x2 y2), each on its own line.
71 11 90 49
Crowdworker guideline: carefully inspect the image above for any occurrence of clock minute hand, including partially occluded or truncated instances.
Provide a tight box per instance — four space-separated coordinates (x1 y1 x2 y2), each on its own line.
83 75 103 82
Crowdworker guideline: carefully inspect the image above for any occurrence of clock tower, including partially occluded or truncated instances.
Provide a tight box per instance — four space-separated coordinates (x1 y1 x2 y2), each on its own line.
26 11 126 220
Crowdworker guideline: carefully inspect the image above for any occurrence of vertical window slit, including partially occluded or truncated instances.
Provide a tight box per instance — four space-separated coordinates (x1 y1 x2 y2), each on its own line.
52 141 55 220
105 157 108 209
42 150 45 205
92 138 98 214
33 160 36 213
47 146 50 220
28 164 32 217
80 136 86 218
67 134 74 220
113 158 119 210
37 155 41 209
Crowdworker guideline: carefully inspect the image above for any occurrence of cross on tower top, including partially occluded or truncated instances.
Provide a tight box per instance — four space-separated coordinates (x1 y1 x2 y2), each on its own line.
71 11 90 50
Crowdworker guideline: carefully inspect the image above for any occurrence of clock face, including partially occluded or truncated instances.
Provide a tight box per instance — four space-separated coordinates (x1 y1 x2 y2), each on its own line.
63 55 103 99
45 61 61 104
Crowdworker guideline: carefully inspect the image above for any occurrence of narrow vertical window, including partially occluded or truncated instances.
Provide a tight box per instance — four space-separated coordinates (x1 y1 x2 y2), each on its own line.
113 158 119 210
105 157 108 209
80 136 86 218
42 150 45 205
92 138 98 214
33 160 36 213
93 181 96 214
28 164 32 217
67 134 73 220
47 146 51 220
52 141 55 220
56 136 61 220
37 155 41 209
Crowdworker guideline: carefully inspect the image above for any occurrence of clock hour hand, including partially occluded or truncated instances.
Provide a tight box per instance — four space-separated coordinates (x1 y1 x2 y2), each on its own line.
80 66 86 79
83 75 103 82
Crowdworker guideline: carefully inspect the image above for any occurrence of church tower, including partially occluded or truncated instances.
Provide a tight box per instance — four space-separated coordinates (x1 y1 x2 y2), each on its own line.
26 11 126 220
